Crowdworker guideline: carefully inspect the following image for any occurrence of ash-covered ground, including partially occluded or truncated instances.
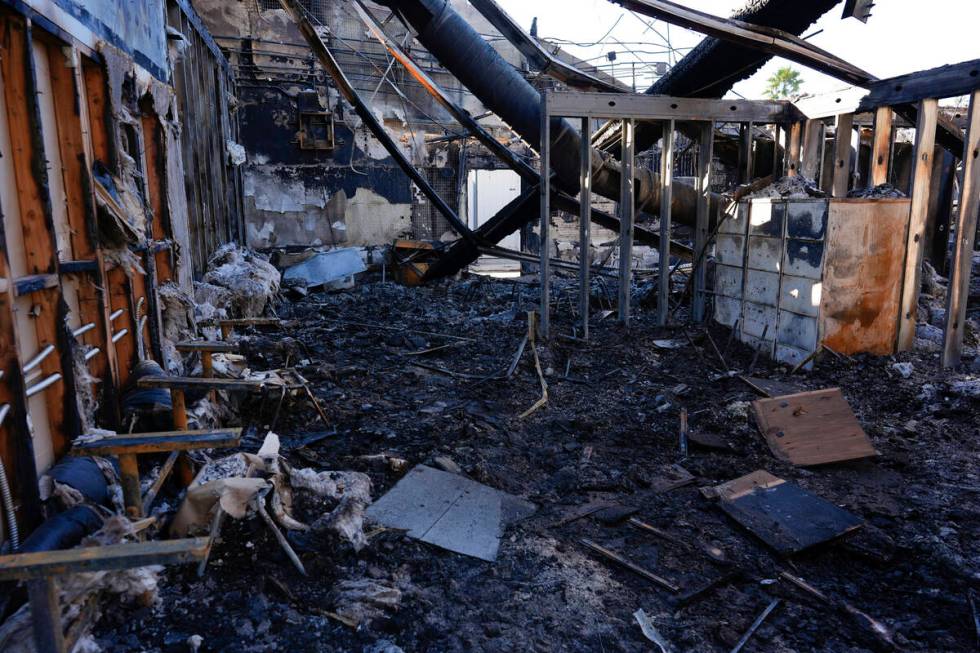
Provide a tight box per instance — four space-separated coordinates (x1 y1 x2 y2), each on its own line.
95 274 980 652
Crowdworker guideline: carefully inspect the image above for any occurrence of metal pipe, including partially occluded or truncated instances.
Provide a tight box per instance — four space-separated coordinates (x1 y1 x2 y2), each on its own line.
26 373 62 398
84 347 101 362
111 329 129 344
21 344 55 374
109 308 125 321
0 409 19 550
72 322 96 338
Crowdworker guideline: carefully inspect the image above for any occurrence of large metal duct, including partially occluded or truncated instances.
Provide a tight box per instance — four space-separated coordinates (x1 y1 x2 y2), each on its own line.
385 0 706 223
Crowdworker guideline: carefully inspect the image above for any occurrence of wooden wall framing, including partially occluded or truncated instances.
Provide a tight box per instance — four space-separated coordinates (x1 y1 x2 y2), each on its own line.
0 0 243 544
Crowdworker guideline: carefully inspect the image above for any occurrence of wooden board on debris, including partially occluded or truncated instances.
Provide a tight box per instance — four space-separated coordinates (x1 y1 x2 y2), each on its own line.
712 470 863 554
751 388 877 466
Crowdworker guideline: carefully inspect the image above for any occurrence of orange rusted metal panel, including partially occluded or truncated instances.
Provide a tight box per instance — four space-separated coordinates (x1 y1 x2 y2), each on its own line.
819 199 911 355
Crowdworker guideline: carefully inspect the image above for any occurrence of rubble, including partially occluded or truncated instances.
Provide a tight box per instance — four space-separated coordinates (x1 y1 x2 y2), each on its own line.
745 175 825 199
201 244 282 318
846 182 907 198
87 278 980 651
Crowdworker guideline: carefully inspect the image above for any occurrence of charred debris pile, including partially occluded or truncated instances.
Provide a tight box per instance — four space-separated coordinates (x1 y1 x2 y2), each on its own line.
12 239 969 652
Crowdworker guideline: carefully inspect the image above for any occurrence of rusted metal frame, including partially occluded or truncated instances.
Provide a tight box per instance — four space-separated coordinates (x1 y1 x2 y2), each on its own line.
579 117 592 339
2 14 77 457
897 99 939 351
831 112 855 197
619 119 635 326
693 121 714 323
657 120 673 326
467 0 625 93
942 90 980 367
611 0 874 87
352 0 537 184
278 0 477 246
539 94 551 340
869 106 893 186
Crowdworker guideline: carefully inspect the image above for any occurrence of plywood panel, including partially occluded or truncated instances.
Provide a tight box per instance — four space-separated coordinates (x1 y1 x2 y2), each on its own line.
820 200 911 355
751 388 877 466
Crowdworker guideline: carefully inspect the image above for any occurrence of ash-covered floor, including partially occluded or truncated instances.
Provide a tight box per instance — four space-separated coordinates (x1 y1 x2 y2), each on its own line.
94 276 980 652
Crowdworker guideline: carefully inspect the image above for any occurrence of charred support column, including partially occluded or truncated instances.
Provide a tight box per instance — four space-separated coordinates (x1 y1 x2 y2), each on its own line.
693 122 715 322
539 97 551 340
579 118 592 339
658 121 674 326
619 120 635 326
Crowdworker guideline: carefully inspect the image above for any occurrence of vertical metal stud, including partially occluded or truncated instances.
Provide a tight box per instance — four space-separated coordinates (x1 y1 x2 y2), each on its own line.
658 120 675 326
579 117 592 340
693 121 714 323
618 119 635 325
539 94 551 339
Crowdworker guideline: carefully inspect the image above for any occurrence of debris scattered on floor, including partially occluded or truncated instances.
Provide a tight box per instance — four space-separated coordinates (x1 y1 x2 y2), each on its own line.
282 248 367 292
745 175 825 199
709 470 863 554
846 182 907 198
750 388 878 465
366 464 536 561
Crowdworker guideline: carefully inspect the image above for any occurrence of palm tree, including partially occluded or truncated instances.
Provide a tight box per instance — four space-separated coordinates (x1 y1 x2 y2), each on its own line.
765 67 803 100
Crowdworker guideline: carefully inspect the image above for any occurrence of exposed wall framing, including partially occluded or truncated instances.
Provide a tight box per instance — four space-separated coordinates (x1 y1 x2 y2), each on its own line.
167 0 246 278
0 0 244 547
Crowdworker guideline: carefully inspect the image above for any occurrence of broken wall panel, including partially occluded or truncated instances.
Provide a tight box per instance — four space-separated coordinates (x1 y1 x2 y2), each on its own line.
713 197 912 365
167 0 245 278
194 0 524 251
0 13 74 469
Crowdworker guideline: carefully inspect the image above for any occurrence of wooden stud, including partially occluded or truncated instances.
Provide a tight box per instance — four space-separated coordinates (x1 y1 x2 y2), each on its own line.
170 388 188 431
870 106 893 186
801 119 824 180
832 113 854 197
27 577 65 653
897 98 939 351
619 119 635 325
117 452 142 519
657 120 674 326
579 117 591 340
1 15 72 458
0 537 210 580
693 121 714 323
942 90 980 367
786 121 803 177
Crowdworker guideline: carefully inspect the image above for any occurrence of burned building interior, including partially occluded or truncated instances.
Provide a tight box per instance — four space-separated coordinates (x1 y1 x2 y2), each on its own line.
0 0 978 650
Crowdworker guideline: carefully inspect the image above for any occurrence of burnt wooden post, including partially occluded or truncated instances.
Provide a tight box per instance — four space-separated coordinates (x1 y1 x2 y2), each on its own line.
943 90 980 367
